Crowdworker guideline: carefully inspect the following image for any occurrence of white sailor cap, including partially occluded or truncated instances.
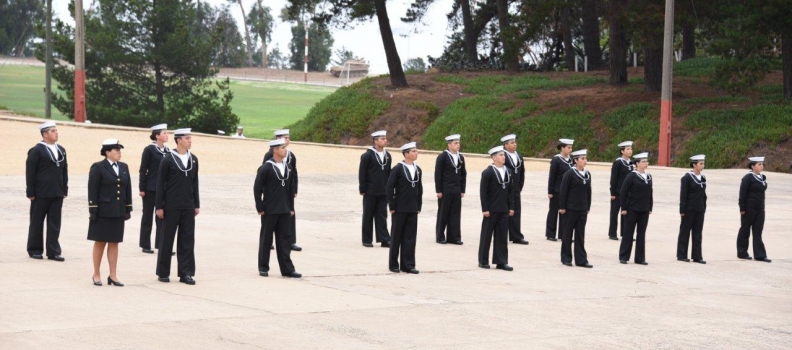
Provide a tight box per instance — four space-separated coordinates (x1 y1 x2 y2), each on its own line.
559 138 574 145
488 145 504 155
39 121 56 130
445 134 461 141
101 139 124 148
274 129 290 136
237 125 244 129
690 154 705 161
748 156 765 162
571 149 588 157
150 123 167 131
217 130 226 135
173 128 191 136
618 141 633 147
633 152 649 159
371 130 387 137
400 142 417 151
500 134 517 143
269 139 286 147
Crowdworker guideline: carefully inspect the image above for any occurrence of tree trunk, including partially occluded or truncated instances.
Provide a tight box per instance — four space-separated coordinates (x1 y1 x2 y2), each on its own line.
460 0 477 62
784 32 791 100
561 7 575 70
608 0 628 85
154 64 165 112
496 0 518 71
580 0 602 69
256 0 268 69
237 0 254 67
373 0 408 87
472 0 498 43
644 47 662 91
682 23 696 60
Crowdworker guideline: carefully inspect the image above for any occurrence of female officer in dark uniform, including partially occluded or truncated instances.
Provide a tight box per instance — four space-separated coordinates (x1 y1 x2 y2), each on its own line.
677 154 707 264
619 152 652 265
737 156 771 263
88 139 132 286
139 123 168 254
546 138 574 241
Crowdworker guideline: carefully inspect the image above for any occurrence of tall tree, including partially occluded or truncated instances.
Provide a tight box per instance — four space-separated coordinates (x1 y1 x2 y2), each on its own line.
332 46 361 66
0 0 44 56
229 0 254 67
496 0 518 71
608 0 628 84
287 0 408 86
580 0 602 69
288 21 333 71
214 6 248 67
403 0 478 62
248 0 274 68
627 0 664 91
561 5 575 70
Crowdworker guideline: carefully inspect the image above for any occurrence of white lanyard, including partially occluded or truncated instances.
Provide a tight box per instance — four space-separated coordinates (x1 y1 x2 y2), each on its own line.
490 165 510 189
170 150 192 177
507 151 522 173
688 172 705 188
267 159 290 186
371 147 388 170
39 141 64 167
617 157 633 171
634 171 651 184
573 168 590 185
151 142 169 155
556 154 573 169
445 150 461 173
749 171 766 187
401 162 419 187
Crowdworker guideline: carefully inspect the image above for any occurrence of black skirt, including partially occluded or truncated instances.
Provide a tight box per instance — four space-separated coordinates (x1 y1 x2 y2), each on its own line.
87 217 125 243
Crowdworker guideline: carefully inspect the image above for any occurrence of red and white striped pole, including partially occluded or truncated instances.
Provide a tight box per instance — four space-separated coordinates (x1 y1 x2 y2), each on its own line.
658 0 674 166
303 16 309 83
74 0 86 122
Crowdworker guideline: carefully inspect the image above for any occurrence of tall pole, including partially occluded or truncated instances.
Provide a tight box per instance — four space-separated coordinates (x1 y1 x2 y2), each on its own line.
303 13 309 83
45 0 52 119
658 0 674 166
74 0 86 122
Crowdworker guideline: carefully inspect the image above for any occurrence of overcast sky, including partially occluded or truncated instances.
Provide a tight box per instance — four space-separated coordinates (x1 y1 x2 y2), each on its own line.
52 0 455 74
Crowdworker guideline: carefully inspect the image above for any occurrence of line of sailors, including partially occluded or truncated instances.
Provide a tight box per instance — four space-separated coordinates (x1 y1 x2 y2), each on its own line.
22 122 773 286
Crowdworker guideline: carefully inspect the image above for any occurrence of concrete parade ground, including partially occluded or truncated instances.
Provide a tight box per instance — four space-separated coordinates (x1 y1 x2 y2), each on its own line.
0 115 790 349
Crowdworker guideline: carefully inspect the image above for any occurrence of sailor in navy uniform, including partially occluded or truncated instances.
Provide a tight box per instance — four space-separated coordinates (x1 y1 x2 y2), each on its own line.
501 134 528 245
677 154 707 264
139 123 169 254
434 134 466 245
26 121 68 261
155 128 200 285
618 152 653 265
87 139 133 286
478 146 514 271
558 149 593 268
263 129 301 251
387 142 423 274
359 130 392 247
546 138 574 241
254 139 301 278
736 156 772 263
608 141 634 240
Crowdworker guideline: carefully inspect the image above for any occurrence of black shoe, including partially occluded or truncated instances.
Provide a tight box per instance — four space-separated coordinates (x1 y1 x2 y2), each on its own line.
284 271 302 278
92 277 102 286
142 248 154 254
389 268 400 273
636 261 649 265
755 257 772 263
576 263 594 268
677 258 690 262
402 268 419 274
29 254 43 259
290 244 302 251
381 242 390 247
107 277 124 287
158 277 170 283
608 236 619 241
449 240 464 245
693 259 707 264
512 239 529 245
47 255 65 262
738 255 752 260
619 260 627 264
179 276 196 285
562 262 573 267
546 237 557 242
362 243 374 248
479 264 490 269
259 271 268 277
496 264 513 271
436 240 447 244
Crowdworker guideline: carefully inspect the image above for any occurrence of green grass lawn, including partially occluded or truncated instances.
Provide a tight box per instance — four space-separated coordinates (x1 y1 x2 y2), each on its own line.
0 65 334 139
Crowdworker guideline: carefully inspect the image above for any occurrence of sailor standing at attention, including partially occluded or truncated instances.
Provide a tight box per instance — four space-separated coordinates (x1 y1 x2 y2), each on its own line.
677 154 707 264
155 128 200 285
736 156 772 263
546 138 574 241
558 149 593 268
263 129 301 251
608 141 634 240
26 121 68 261
618 152 653 265
478 146 514 271
501 134 529 245
139 123 169 255
359 130 392 248
434 134 466 245
386 142 423 274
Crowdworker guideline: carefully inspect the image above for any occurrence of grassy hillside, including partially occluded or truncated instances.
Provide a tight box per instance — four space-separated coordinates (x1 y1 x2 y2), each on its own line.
0 66 334 139
290 58 791 171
